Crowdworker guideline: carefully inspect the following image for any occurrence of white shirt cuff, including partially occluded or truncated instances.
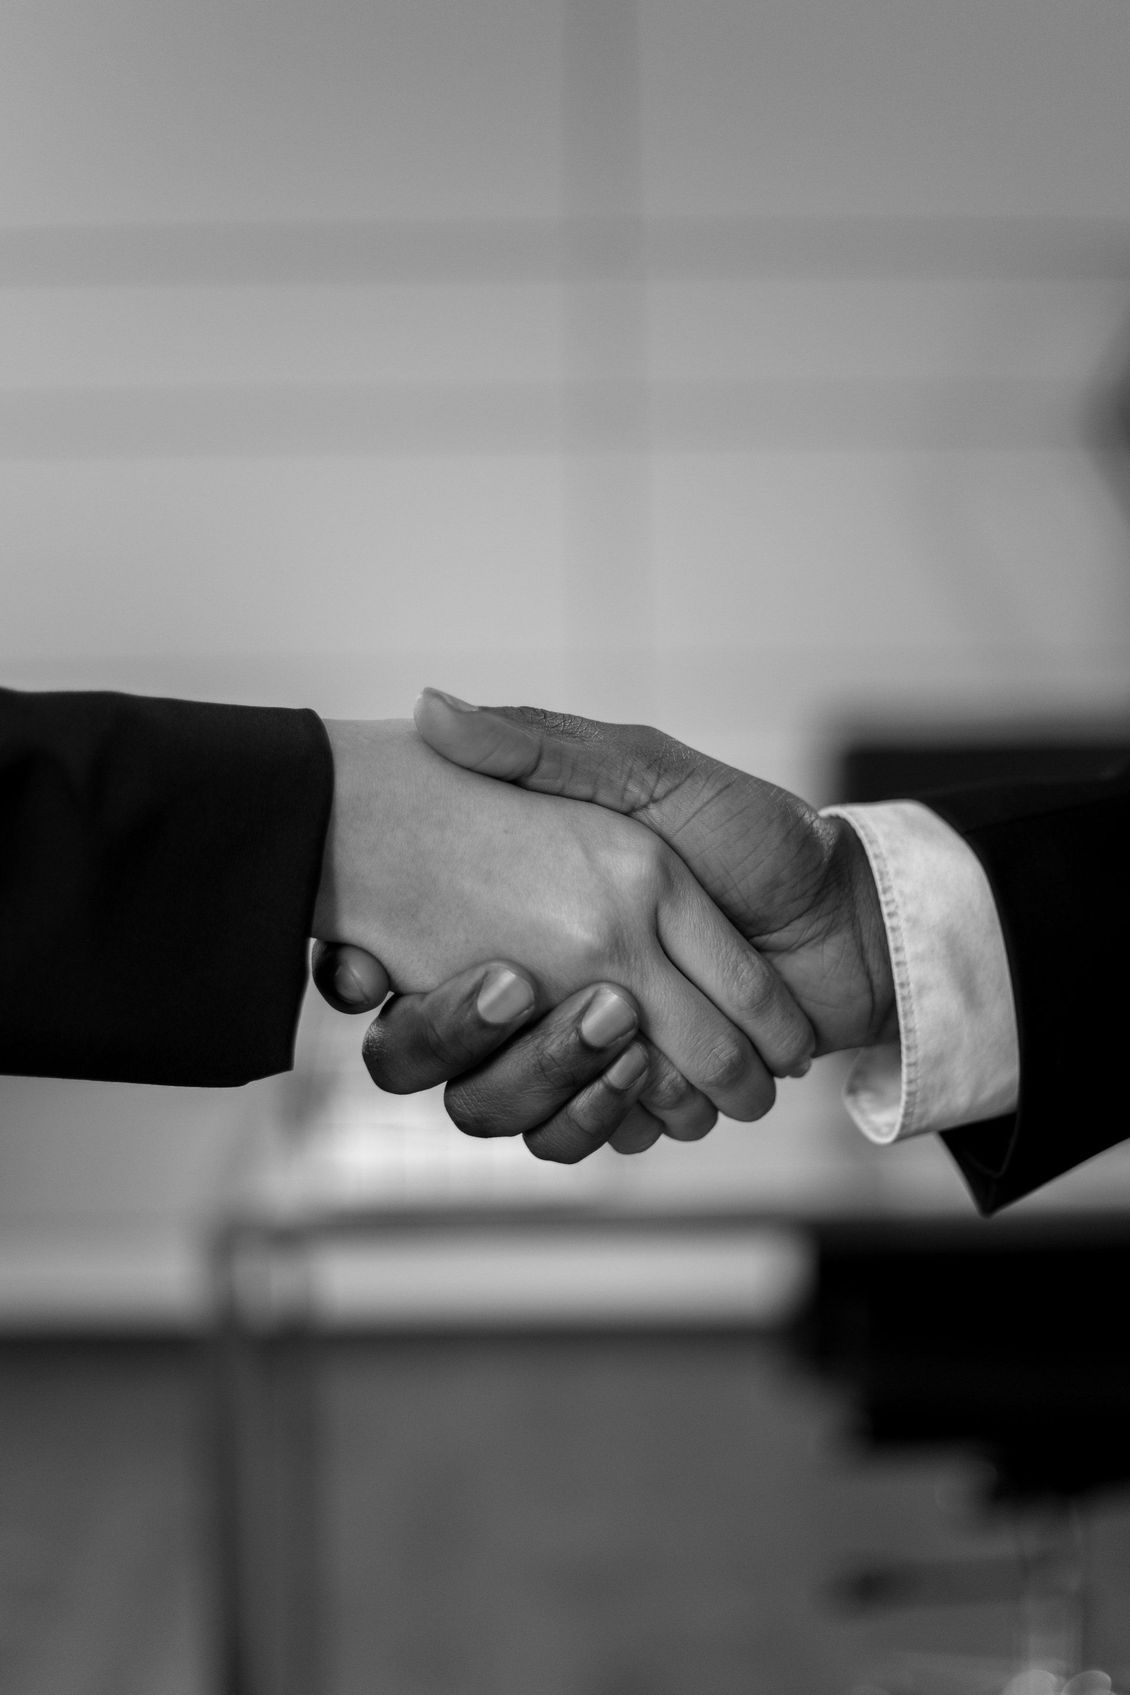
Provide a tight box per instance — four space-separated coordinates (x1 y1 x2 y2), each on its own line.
821 800 1020 1144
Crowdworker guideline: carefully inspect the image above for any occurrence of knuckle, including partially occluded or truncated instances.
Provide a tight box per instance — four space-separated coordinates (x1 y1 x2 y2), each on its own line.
640 1059 695 1115
563 845 672 980
511 705 573 738
444 1076 498 1138
632 828 669 882
417 999 475 1072
562 906 621 978
723 952 813 1075
728 950 778 1018
626 721 662 750
696 1032 753 1098
611 824 667 891
563 1092 625 1145
523 1126 590 1165
601 844 673 942
527 1036 590 1094
623 722 669 771
629 725 699 801
650 1068 718 1136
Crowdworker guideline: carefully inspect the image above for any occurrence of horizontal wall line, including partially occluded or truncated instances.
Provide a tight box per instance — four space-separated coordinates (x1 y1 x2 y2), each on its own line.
0 216 1128 287
0 379 1099 458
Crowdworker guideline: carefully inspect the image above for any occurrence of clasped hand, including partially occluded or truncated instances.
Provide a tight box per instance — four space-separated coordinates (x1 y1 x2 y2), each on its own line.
312 697 894 1163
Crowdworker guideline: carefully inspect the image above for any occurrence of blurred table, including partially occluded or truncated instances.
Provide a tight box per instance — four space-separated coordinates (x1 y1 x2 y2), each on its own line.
206 1004 1130 1695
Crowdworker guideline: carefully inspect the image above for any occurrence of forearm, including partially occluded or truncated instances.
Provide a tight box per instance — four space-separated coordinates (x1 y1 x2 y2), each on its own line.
0 687 332 1085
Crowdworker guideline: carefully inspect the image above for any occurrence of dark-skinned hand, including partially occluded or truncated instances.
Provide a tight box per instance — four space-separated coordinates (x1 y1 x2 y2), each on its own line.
310 943 717 1163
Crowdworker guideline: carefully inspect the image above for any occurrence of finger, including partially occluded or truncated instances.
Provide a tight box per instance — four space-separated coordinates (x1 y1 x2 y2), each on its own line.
445 984 641 1139
637 1046 717 1143
311 941 391 1013
604 1052 715 1152
521 1042 654 1164
608 1110 665 1155
414 689 657 811
362 962 536 1095
414 689 559 785
505 1039 713 1160
657 869 815 1079
625 904 790 1125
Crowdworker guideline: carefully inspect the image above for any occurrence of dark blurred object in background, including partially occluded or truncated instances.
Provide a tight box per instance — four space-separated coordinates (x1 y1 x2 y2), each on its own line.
839 729 1130 804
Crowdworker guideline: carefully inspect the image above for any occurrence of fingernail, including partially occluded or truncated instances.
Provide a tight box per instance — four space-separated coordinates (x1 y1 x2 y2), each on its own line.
334 963 367 1004
603 1044 649 1093
426 688 478 712
477 968 535 1025
580 987 637 1048
787 1056 813 1079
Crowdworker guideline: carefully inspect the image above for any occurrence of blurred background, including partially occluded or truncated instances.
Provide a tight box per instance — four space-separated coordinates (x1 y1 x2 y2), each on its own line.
2 2 1130 1692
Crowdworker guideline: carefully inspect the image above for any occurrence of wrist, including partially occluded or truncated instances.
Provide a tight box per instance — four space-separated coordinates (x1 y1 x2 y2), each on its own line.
313 718 405 944
312 718 352 940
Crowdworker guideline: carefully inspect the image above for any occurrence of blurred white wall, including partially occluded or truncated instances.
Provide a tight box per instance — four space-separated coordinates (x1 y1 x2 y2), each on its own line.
2 0 1129 1323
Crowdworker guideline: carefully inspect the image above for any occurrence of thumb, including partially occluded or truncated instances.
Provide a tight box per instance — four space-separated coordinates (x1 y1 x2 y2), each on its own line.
310 941 391 1013
413 688 546 782
413 687 655 812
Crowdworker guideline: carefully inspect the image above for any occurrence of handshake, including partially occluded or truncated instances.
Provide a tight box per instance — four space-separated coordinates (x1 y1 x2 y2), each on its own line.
310 689 896 1164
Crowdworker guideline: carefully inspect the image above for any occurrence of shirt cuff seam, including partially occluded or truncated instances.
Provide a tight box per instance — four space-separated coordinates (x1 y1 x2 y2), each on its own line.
825 804 918 1137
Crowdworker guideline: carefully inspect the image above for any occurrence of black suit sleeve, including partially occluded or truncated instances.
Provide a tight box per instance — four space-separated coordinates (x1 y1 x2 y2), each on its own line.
917 764 1130 1213
0 687 334 1086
